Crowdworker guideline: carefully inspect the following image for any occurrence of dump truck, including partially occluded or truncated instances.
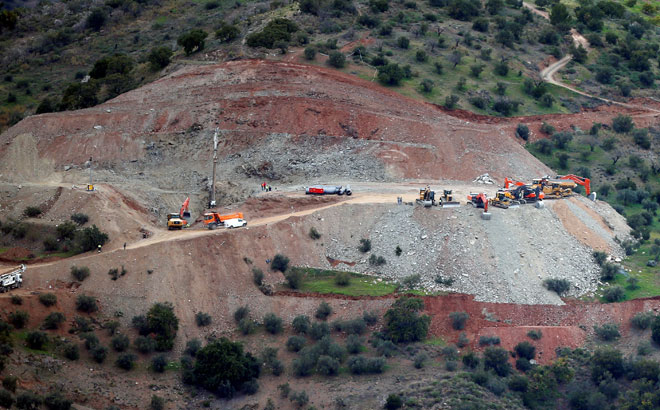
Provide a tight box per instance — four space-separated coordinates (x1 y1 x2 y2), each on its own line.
203 212 245 229
0 264 25 293
305 185 352 195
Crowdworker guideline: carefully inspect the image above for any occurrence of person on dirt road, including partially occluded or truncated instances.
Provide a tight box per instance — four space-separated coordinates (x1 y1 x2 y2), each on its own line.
123 242 126 250
97 244 102 253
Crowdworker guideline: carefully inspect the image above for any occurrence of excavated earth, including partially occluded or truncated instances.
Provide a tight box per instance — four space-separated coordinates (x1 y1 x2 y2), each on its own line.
0 59 656 409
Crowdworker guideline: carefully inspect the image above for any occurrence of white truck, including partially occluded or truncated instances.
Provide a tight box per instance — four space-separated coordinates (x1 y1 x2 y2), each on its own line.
0 264 25 293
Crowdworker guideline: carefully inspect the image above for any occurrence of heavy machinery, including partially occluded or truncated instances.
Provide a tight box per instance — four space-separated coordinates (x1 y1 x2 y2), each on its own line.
489 190 521 209
0 264 25 293
467 192 489 210
531 175 591 199
417 186 436 207
439 189 461 207
167 197 191 230
203 212 245 229
305 185 352 195
556 174 591 196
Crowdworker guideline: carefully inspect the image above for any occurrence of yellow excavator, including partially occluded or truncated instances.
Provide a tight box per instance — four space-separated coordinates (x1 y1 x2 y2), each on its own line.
167 197 191 230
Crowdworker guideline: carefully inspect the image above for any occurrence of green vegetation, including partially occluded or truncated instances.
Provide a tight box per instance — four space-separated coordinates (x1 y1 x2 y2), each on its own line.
288 267 398 296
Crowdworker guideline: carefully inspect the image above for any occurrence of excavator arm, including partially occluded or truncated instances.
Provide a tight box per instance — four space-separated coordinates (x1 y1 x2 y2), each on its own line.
556 175 591 196
504 178 526 189
180 197 191 218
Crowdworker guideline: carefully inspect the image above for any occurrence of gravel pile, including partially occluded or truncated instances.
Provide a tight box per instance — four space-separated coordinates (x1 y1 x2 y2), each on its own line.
316 200 612 305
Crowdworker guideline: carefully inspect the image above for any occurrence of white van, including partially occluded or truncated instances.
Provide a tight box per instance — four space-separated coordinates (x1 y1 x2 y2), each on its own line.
225 218 247 228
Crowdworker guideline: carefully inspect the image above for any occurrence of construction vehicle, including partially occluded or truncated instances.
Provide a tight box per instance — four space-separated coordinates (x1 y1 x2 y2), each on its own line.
556 174 591 196
467 192 489 211
508 175 591 199
167 197 191 230
0 264 25 293
417 186 436 207
203 212 245 230
225 218 248 228
305 185 352 195
489 190 521 209
439 189 460 207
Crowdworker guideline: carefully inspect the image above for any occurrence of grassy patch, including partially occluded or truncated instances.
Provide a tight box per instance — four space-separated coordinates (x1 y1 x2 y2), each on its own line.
289 267 398 297
424 337 447 346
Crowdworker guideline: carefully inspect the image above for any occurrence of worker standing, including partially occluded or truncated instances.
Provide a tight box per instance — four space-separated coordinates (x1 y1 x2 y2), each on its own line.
123 242 126 250
97 244 102 253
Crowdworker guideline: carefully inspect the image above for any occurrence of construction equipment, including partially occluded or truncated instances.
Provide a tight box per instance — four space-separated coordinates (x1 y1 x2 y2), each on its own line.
203 212 245 230
467 192 491 219
167 197 191 230
0 264 25 293
439 189 460 207
305 185 352 196
417 186 436 207
489 190 521 209
556 174 591 196
511 184 544 202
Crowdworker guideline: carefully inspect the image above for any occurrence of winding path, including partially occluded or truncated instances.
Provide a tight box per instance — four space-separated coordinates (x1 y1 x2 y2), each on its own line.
523 2 660 114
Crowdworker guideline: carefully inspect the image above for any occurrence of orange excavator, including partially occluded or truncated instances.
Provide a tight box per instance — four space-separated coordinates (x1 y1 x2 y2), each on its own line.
167 197 191 230
556 174 591 196
467 192 489 211
506 175 590 199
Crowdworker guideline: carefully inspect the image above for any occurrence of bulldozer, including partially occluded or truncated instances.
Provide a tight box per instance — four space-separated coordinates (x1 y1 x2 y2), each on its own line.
439 189 460 207
489 190 521 209
417 186 436 207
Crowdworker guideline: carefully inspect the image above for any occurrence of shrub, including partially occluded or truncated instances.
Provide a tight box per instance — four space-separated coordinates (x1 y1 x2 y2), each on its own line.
317 355 339 376
346 334 363 354
363 311 378 325
309 227 321 239
133 335 156 354
285 269 303 289
116 353 137 370
348 356 385 374
310 322 330 340
420 78 434 93
516 123 530 140
358 238 372 253
238 318 257 335
600 263 618 281
23 206 42 217
516 357 532 372
147 47 172 71
16 391 42 410
44 392 72 410
63 343 79 360
603 286 625 303
195 312 212 327
39 293 57 307
457 332 469 347
384 297 430 343
631 312 654 330
487 378 507 396
286 335 306 352
479 335 500 346
594 323 620 341
471 370 489 385
111 334 130 352
509 375 529 392
251 267 264 287
177 29 208 55
385 394 403 409
292 315 310 334
515 341 536 359
70 213 89 225
543 278 570 296
42 312 65 330
633 128 651 149
191 338 259 396
484 347 512 376
527 329 543 340
369 254 386 266
184 338 201 356
263 313 283 334
271 254 290 272
76 295 98 313
86 8 107 31
413 352 428 369
462 351 480 369
333 318 367 335
444 94 460 109
449 312 469 330
315 302 333 320
328 51 346 68
26 331 48 350
74 225 108 252
304 47 316 60
234 306 250 323
105 320 120 336
152 354 167 373
591 348 624 381
11 295 22 305
9 310 28 329
91 345 108 363
0 390 14 408
70 266 90 281
593 251 607 266
335 272 350 286
401 273 421 290
290 390 309 407
143 302 179 351
638 341 652 356
82 333 99 350
612 115 634 133
2 376 17 393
